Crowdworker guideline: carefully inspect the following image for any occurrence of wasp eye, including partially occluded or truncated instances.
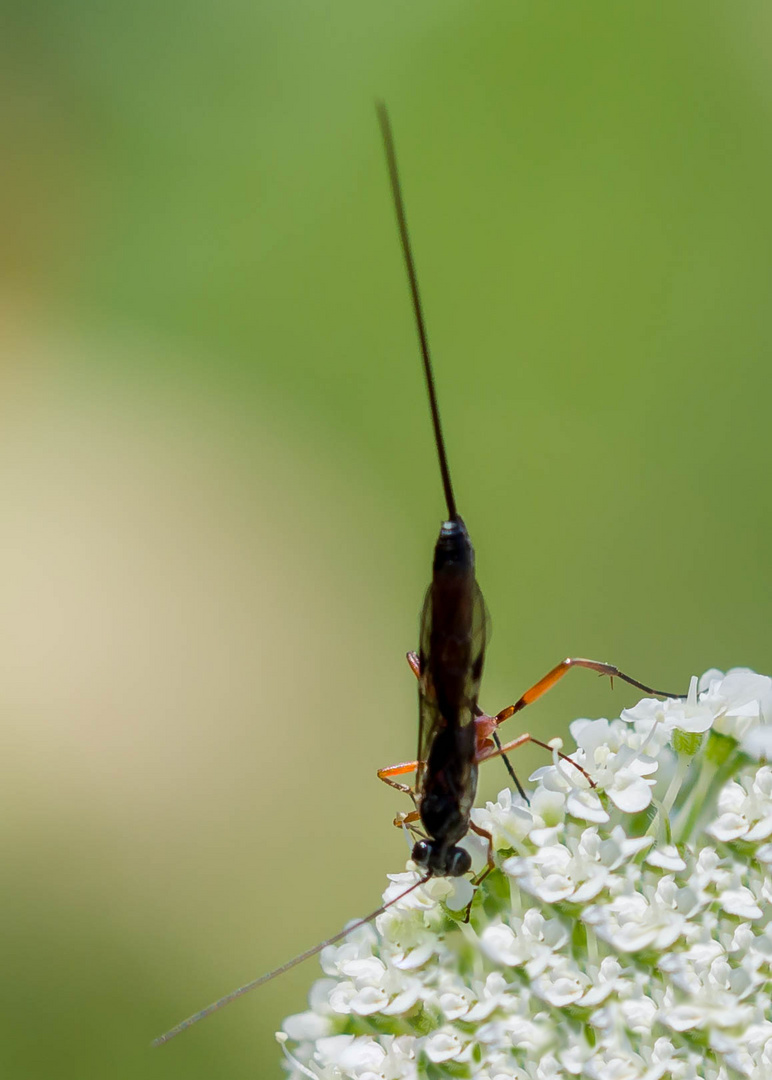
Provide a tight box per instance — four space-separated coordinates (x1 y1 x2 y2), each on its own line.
447 848 472 877
412 840 431 867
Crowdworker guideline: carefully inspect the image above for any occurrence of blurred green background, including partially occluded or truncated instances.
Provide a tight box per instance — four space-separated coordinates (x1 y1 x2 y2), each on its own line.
2 2 771 1077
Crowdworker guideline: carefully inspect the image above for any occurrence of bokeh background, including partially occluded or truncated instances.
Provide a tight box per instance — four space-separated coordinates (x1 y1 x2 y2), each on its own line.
2 2 771 1077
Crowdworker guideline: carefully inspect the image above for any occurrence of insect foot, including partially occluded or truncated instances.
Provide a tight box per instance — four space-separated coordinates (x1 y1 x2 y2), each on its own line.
279 668 772 1080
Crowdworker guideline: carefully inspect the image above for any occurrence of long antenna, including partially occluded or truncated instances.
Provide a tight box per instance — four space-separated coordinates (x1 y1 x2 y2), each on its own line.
152 874 429 1046
376 102 458 522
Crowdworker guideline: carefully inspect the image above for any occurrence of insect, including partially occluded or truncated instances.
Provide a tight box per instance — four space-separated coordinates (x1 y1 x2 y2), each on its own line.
374 101 680 884
152 104 680 1047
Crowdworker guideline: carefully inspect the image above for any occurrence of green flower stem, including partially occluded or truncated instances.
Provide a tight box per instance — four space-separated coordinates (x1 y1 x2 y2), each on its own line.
673 753 720 844
647 751 690 841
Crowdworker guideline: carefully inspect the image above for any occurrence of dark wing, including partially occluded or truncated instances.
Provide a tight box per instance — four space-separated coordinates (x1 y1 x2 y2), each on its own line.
416 581 489 791
416 584 440 791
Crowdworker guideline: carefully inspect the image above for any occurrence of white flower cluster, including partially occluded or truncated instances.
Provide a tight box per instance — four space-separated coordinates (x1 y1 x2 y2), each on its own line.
278 669 772 1080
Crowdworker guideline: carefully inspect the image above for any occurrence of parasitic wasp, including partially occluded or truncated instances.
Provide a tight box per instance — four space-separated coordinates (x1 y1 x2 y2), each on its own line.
374 101 679 892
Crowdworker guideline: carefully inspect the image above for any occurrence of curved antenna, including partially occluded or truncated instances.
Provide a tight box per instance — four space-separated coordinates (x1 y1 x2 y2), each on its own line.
152 874 430 1046
376 102 458 522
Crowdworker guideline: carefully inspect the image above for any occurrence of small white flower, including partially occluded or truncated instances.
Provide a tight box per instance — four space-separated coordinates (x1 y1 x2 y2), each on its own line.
459 972 509 1022
532 956 590 1007
479 919 528 967
584 876 688 953
504 843 576 904
282 1009 334 1043
472 787 535 850
316 1033 386 1074
742 725 772 760
719 886 763 920
618 983 659 1035
623 676 715 747
578 955 622 1007
562 716 660 812
423 1026 471 1064
565 787 609 824
699 668 772 741
529 784 568 827
646 844 687 872
707 767 772 846
380 976 422 1016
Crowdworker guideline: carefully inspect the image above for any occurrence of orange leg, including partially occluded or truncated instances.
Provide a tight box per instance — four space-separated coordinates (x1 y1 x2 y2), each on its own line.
377 760 422 804
477 729 595 788
461 821 495 922
395 807 423 834
469 819 495 872
491 657 681 727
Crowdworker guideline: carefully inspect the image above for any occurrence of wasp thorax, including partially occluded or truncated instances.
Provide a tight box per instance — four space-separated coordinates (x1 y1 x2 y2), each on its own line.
432 517 474 575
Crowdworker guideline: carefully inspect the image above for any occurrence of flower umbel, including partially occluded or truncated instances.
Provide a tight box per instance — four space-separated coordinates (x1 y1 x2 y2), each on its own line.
278 668 772 1080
